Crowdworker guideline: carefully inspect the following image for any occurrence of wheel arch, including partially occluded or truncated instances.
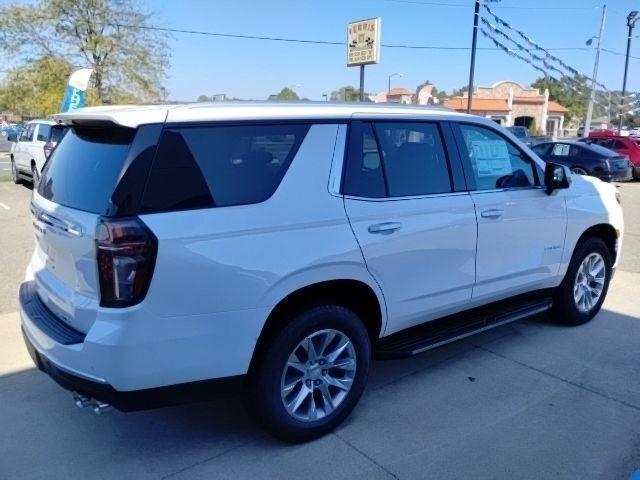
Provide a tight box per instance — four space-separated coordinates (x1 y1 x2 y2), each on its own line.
576 223 618 261
249 278 385 374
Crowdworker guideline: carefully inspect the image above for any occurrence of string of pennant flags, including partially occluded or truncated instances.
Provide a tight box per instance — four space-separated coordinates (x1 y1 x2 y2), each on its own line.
478 27 613 112
481 4 610 93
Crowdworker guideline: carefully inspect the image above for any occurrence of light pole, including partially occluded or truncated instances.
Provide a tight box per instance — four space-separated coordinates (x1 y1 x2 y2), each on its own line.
584 4 606 136
388 73 403 95
619 11 639 133
322 94 328 102
466 0 481 113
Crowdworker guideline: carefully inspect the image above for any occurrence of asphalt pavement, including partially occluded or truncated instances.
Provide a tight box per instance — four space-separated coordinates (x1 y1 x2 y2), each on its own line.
0 179 639 479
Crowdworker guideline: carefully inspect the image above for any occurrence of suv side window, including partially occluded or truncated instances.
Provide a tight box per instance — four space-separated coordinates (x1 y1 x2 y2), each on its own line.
141 123 310 213
37 124 51 142
458 124 538 190
343 122 386 198
20 124 34 142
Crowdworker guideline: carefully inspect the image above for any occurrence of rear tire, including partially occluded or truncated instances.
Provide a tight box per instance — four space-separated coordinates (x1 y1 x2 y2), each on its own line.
552 237 612 326
10 158 20 184
31 162 39 185
246 305 371 443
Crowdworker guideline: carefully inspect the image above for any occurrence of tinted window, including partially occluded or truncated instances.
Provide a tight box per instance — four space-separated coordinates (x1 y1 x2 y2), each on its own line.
531 143 552 156
141 124 310 212
49 125 69 143
38 127 135 214
374 122 452 197
343 123 386 198
37 124 51 142
459 124 537 190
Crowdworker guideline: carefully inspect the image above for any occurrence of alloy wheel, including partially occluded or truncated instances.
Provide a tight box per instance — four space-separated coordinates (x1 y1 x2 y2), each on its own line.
280 329 356 422
573 252 606 313
571 167 588 176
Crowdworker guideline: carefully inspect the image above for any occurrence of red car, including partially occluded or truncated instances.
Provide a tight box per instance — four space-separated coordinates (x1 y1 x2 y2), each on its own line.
579 131 640 180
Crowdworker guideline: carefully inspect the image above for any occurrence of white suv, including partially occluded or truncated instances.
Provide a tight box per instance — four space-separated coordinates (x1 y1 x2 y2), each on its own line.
9 119 58 183
20 103 623 442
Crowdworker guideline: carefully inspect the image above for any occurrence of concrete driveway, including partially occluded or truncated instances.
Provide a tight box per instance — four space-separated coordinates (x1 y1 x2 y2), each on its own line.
0 181 639 480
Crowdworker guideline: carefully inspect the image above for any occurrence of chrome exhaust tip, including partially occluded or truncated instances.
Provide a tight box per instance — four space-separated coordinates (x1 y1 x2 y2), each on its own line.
72 392 112 414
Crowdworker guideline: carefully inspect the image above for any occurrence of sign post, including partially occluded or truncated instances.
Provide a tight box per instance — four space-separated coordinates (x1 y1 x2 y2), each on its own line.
347 18 381 102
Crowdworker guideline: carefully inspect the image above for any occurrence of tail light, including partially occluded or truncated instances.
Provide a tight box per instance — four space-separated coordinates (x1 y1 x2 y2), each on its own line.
96 217 157 307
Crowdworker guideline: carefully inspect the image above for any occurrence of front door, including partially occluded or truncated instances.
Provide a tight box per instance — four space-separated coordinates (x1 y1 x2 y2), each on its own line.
453 122 567 303
343 121 477 334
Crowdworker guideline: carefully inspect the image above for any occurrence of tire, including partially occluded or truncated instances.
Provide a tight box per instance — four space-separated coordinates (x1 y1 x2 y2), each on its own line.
31 162 39 185
246 305 371 443
570 166 588 176
10 158 20 185
552 237 612 326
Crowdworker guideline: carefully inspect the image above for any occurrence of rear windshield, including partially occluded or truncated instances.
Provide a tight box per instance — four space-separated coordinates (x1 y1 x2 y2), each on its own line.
38 127 135 214
140 123 310 213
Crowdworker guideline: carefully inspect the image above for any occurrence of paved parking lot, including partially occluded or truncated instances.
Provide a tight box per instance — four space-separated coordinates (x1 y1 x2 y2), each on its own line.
0 179 639 479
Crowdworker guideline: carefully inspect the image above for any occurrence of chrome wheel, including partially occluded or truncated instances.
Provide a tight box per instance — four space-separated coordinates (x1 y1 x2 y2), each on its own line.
281 329 356 422
573 252 606 313
571 167 588 176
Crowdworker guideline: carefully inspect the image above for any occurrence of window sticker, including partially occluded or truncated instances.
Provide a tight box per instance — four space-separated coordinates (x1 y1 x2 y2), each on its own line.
552 144 570 156
470 140 512 177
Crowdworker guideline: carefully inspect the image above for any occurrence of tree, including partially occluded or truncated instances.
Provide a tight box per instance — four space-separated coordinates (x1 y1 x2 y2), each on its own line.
451 86 469 97
532 76 589 123
196 95 210 102
330 86 371 102
0 55 73 117
268 88 299 101
0 0 170 104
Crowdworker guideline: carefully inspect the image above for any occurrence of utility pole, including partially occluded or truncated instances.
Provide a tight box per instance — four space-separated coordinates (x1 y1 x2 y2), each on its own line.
584 4 606 135
619 11 639 134
466 0 480 113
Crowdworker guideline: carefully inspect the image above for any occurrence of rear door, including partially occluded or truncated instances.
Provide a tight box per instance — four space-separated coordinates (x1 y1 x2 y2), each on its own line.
32 123 52 172
343 120 477 334
30 125 140 333
453 122 567 303
15 123 34 170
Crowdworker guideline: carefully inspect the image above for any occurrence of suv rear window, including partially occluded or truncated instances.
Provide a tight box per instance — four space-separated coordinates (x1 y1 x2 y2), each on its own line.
140 124 310 213
38 127 135 214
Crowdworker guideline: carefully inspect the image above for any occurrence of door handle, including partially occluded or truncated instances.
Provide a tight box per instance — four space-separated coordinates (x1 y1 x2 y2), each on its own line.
480 209 504 219
368 222 402 234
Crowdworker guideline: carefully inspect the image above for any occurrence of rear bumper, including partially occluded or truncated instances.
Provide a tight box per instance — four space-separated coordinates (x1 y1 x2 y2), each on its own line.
596 167 633 182
22 327 244 411
19 279 265 401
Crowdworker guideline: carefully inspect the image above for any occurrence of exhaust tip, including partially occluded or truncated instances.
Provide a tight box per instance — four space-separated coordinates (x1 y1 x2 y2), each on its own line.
72 391 112 414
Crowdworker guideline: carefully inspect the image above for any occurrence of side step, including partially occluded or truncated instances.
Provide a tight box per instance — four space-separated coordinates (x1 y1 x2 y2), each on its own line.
375 296 553 359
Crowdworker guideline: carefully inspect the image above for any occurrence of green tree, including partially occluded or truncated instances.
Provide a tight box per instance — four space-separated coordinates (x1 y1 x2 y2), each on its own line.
451 85 469 97
0 55 72 117
269 87 299 101
196 94 210 102
0 0 170 104
532 76 589 123
330 86 370 102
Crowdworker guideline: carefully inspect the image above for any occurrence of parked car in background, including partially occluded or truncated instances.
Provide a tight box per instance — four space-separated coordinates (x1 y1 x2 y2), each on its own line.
532 141 632 182
579 131 640 180
629 126 640 137
0 126 21 153
506 126 533 146
9 120 68 184
20 103 623 442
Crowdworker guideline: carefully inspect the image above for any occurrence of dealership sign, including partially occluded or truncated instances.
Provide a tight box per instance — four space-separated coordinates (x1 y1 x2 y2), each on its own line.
347 18 381 66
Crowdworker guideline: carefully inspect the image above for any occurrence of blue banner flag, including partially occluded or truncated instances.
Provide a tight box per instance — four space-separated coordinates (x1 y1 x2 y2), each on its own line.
60 68 93 112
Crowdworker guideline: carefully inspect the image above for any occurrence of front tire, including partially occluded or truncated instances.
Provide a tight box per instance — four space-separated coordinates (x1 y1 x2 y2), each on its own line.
570 166 588 176
552 237 612 326
247 305 371 442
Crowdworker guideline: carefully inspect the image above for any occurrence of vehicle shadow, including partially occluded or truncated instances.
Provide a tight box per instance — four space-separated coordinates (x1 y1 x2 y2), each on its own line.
2 308 639 479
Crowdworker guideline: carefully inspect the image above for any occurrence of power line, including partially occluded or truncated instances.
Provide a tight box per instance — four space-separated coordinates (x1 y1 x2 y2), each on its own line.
113 23 611 53
384 0 600 11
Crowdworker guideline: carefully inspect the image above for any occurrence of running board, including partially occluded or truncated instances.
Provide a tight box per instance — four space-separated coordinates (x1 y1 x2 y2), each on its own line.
375 296 553 359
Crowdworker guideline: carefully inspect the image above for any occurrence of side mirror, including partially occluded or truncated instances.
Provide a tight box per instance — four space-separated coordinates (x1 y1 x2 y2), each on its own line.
544 161 571 195
7 133 17 142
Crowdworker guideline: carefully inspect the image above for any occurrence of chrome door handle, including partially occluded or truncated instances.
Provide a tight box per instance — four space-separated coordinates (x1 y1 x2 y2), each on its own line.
368 222 402 234
480 209 504 219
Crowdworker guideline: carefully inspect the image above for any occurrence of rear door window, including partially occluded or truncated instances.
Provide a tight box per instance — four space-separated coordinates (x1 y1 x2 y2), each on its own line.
141 124 310 213
38 127 136 214
37 124 51 142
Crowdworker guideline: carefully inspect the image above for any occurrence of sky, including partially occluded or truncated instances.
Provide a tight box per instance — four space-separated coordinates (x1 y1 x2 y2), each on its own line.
151 0 640 101
1 0 639 101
